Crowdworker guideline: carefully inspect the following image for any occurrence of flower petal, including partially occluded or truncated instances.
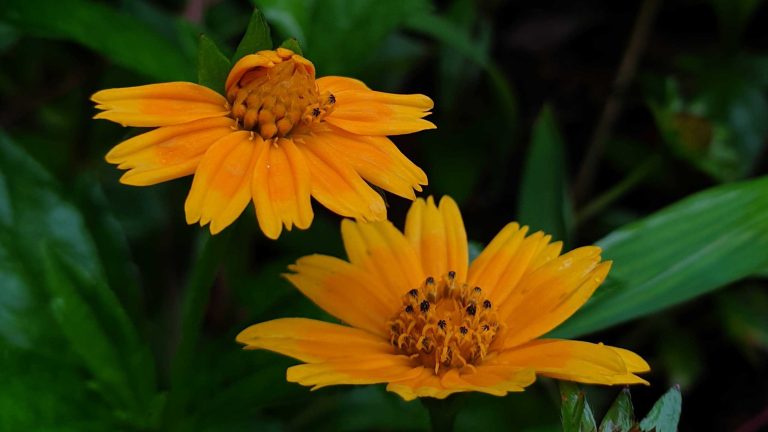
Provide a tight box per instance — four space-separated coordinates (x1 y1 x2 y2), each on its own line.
92 82 229 127
467 223 560 304
308 124 427 200
317 76 436 136
385 365 535 401
404 196 468 281
341 218 425 298
225 53 275 95
297 134 386 221
498 252 610 348
236 318 393 362
493 339 649 385
184 130 257 234
284 254 400 336
251 138 314 239
287 355 422 390
105 117 236 186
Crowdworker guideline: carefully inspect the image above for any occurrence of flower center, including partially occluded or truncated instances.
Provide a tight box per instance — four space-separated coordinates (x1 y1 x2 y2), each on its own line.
388 271 503 373
226 56 335 140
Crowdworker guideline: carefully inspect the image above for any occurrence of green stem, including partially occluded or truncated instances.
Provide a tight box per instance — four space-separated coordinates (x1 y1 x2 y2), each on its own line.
161 230 232 430
422 396 459 432
576 155 660 226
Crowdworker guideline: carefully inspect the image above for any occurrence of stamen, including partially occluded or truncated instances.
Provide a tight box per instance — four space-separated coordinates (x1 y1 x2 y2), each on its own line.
387 272 502 374
226 52 334 139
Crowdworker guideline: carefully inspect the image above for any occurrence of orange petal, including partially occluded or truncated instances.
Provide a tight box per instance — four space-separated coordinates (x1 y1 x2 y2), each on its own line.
225 53 274 94
467 223 559 304
251 138 314 239
404 196 468 281
105 117 236 186
236 318 393 362
385 365 535 401
184 131 257 234
498 252 610 348
308 124 427 199
284 254 400 336
92 82 229 127
297 134 386 221
286 355 422 390
493 339 649 385
317 76 436 136
341 218 425 298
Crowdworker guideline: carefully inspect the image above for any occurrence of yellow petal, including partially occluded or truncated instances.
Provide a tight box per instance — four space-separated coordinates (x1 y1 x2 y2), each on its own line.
92 82 229 127
385 365 535 401
106 117 236 186
286 355 422 390
498 254 610 348
494 339 649 385
236 317 393 362
298 134 386 221
404 196 468 281
251 138 314 240
317 76 436 136
467 223 558 303
184 131 256 234
341 218 425 297
307 124 427 199
284 254 400 336
608 346 651 373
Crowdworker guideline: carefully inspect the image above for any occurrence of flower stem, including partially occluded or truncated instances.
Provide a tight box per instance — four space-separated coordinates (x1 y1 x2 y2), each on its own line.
422 396 459 432
162 230 232 430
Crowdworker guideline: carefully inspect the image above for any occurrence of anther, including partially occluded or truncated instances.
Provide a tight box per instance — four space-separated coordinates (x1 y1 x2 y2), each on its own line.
408 288 419 298
437 320 447 330
447 271 456 280
328 93 336 104
482 324 490 331
483 299 492 309
419 300 430 313
425 276 435 285
473 286 482 293
466 304 477 316
459 326 468 335
311 107 320 117
405 305 414 313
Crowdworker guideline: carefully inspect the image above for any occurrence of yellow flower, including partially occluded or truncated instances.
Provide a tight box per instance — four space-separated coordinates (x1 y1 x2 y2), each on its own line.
237 196 649 400
92 48 433 238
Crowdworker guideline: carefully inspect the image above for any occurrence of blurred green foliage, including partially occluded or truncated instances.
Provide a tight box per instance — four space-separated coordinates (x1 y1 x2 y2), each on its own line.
1 0 767 430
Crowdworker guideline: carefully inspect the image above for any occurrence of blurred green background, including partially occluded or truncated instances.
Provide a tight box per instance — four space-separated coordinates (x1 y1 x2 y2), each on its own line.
1 0 768 430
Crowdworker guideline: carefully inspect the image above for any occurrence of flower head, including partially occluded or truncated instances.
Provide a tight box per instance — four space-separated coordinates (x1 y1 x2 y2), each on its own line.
92 48 433 238
237 196 649 400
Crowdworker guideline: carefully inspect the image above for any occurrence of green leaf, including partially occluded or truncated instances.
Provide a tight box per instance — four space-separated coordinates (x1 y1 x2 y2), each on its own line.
0 0 193 81
279 37 303 56
560 382 597 432
552 175 768 337
198 34 232 94
639 386 682 432
233 7 273 63
0 131 157 428
599 389 635 432
518 106 572 244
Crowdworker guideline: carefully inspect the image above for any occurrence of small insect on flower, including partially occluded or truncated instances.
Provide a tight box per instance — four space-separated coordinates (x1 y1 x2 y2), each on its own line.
92 48 434 239
237 196 650 400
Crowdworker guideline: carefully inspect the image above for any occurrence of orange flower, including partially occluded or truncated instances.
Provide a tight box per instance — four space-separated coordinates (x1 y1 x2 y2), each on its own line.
92 48 433 238
237 196 649 400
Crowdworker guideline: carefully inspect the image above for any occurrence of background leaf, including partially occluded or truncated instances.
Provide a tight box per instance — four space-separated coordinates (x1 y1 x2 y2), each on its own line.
599 389 635 432
553 175 768 337
560 382 597 432
0 0 193 81
517 106 572 244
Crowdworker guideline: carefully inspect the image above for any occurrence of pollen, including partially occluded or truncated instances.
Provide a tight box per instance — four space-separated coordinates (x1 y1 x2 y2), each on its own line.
226 50 335 140
388 272 504 374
